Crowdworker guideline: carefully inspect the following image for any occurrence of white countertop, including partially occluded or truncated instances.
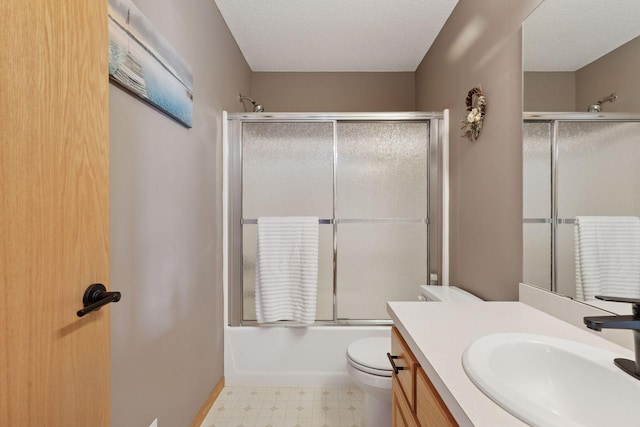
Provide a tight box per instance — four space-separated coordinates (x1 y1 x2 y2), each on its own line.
387 301 635 427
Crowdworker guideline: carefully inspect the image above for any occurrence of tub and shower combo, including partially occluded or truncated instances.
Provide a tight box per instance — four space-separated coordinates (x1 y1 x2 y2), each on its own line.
222 111 448 388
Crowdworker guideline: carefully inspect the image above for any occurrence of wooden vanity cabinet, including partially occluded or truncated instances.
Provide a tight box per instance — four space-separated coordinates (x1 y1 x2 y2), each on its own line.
393 380 419 427
416 366 459 426
391 327 458 427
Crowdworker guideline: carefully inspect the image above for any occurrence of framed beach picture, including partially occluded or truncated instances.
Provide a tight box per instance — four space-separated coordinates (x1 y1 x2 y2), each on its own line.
108 0 193 128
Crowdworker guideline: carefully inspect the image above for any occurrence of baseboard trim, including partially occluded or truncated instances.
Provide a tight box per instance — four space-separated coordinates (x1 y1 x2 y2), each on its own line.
191 376 225 427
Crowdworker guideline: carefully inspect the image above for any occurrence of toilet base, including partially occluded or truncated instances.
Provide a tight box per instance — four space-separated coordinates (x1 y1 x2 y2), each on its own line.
345 337 393 427
362 391 392 427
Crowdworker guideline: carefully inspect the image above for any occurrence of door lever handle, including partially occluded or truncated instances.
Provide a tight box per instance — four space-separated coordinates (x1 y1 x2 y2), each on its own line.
77 283 121 317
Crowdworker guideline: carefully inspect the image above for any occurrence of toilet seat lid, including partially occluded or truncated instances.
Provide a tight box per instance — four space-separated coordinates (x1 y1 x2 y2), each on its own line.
346 337 392 374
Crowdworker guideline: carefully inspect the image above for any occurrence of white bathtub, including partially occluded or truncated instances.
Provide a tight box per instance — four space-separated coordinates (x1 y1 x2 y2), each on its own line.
224 325 391 386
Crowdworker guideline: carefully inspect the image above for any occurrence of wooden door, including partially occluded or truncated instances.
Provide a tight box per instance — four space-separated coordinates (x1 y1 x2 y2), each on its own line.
0 0 110 426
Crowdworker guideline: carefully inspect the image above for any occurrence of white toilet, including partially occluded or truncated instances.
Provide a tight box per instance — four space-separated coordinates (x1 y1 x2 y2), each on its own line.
346 285 482 427
346 337 393 427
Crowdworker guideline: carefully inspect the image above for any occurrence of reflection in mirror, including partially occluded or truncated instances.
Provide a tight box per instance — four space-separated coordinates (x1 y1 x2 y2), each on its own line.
522 0 640 314
523 0 640 113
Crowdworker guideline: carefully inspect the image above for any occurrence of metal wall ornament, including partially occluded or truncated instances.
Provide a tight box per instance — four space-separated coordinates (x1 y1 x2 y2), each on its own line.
460 86 487 142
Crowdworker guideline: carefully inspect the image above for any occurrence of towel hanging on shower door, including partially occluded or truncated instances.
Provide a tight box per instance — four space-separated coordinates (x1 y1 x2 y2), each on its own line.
255 216 319 324
574 216 640 301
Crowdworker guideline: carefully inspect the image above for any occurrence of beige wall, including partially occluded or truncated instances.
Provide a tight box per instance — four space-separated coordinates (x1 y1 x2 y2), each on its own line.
576 35 640 113
106 2 558 421
251 72 415 112
524 72 575 111
415 0 543 301
109 0 251 425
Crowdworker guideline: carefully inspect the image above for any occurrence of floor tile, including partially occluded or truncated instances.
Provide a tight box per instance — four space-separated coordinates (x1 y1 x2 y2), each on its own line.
201 386 364 427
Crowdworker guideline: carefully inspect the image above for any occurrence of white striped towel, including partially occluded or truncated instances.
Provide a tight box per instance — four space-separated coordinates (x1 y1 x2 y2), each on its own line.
255 217 319 324
574 216 640 301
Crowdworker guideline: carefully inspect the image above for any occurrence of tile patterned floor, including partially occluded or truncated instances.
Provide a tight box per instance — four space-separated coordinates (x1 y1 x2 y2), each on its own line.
200 386 363 427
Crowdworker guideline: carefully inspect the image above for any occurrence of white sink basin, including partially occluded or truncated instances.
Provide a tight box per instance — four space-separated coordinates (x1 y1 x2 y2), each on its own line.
462 333 640 427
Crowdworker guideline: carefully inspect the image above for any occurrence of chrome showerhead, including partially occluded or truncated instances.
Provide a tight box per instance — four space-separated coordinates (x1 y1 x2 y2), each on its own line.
587 104 602 113
239 94 265 113
587 93 617 112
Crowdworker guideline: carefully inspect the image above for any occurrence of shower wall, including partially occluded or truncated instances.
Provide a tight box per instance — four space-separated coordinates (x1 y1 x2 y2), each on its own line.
251 72 415 112
226 113 442 325
523 116 640 297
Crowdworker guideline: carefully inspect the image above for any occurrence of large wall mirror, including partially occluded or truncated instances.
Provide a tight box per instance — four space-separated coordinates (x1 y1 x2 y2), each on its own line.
522 0 640 313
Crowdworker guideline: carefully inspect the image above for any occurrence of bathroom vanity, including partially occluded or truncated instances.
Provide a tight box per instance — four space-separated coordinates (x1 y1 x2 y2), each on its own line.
387 301 636 426
391 327 457 426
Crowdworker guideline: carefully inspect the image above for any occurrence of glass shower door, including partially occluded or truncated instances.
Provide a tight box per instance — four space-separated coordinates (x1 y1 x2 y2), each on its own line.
237 117 432 323
522 121 552 291
523 117 640 298
241 121 335 321
335 122 429 320
556 121 640 298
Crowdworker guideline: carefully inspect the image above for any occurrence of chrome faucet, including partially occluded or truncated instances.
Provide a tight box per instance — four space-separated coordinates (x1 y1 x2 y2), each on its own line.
584 295 640 380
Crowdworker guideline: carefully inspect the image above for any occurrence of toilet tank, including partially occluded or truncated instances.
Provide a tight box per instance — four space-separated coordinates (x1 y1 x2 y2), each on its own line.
419 285 482 302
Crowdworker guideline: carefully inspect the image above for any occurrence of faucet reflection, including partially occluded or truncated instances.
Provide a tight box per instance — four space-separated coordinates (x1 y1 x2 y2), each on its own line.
584 295 640 380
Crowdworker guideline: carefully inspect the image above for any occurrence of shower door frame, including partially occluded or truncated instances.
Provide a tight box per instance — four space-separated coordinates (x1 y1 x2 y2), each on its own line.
225 112 444 326
523 112 640 294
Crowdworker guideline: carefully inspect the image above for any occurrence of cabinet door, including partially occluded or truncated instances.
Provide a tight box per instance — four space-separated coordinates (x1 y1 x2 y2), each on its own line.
416 367 459 427
392 327 418 410
393 378 419 427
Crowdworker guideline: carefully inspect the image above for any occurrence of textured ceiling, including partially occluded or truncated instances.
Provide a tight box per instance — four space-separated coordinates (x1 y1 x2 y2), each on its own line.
523 0 640 72
214 0 459 72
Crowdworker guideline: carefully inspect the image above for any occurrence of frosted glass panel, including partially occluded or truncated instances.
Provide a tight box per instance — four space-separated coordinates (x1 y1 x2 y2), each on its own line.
336 224 427 320
523 122 551 218
242 224 334 321
242 122 334 218
522 223 551 290
557 122 640 218
336 122 428 218
238 118 434 323
556 224 577 299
